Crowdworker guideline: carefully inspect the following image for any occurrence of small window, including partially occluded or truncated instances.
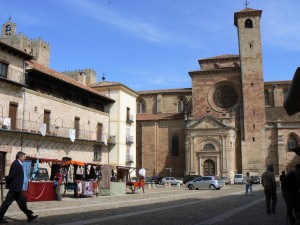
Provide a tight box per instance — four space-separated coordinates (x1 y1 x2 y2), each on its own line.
264 90 270 106
245 19 253 28
171 135 179 156
0 62 8 78
283 89 289 103
94 147 102 161
137 100 146 114
177 98 185 113
288 135 298 151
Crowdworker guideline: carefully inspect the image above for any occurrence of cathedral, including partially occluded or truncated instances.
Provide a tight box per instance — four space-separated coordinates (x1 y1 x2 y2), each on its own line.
136 7 300 181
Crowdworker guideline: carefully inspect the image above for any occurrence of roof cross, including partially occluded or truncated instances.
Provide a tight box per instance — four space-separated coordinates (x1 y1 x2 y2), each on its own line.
244 0 249 8
102 72 106 82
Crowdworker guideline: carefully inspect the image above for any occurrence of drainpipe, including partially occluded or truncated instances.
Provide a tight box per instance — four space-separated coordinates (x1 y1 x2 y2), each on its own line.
21 60 27 152
155 121 157 175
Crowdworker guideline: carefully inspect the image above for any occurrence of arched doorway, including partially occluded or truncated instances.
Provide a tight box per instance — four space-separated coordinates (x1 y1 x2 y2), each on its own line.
203 159 215 176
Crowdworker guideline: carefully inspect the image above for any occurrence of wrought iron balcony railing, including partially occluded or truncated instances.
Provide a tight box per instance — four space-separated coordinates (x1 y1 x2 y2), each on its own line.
0 116 113 143
126 135 134 144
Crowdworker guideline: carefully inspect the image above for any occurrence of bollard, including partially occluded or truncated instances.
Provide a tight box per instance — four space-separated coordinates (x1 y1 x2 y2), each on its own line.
148 183 151 189
164 182 167 188
152 182 156 189
177 183 180 188
168 182 171 188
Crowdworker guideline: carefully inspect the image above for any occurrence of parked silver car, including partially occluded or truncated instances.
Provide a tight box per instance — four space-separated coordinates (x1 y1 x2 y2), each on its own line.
185 176 222 190
161 177 183 185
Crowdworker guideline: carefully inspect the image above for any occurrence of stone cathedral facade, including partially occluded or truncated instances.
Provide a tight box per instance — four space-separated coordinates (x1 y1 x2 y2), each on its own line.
136 7 300 181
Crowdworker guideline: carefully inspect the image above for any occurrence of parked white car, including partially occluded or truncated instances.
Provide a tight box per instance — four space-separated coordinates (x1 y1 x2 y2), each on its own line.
161 177 183 185
234 174 244 184
185 176 222 190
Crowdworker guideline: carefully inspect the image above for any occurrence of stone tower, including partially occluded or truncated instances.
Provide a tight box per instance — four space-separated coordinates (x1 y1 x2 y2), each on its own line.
1 18 50 67
234 8 266 174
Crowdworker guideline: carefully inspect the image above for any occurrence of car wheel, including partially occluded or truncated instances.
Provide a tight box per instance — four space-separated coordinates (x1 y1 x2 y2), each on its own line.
188 184 194 190
209 184 216 190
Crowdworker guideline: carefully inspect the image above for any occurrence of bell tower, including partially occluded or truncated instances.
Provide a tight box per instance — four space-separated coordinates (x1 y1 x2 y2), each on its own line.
234 8 266 174
1 17 16 38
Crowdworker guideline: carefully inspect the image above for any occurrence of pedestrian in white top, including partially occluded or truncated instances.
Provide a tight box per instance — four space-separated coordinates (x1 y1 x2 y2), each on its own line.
244 172 253 196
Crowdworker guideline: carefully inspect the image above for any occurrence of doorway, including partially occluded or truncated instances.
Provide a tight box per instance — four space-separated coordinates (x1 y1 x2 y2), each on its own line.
203 159 215 176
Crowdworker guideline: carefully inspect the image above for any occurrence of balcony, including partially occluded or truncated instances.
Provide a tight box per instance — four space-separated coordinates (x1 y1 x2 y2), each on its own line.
126 135 134 145
0 116 107 142
126 155 134 164
126 114 134 124
0 67 26 86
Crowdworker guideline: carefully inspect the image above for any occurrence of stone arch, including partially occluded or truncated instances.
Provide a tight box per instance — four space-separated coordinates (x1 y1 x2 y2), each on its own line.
245 18 253 28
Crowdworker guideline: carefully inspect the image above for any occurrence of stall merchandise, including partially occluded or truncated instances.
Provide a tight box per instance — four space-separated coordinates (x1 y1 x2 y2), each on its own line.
61 161 101 197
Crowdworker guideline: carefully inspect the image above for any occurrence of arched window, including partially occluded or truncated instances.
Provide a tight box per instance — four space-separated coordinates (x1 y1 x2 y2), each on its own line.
283 89 289 103
137 99 146 114
245 19 253 28
288 135 298 151
203 144 215 150
264 90 270 106
171 135 179 156
177 98 185 113
5 25 11 35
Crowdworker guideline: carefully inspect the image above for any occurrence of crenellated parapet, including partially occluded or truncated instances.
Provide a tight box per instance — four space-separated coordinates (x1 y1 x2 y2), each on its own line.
61 68 97 85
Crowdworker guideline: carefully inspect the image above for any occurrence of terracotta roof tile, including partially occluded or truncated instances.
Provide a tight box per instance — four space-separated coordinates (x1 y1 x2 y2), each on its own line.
27 60 114 102
138 88 192 95
200 54 239 61
266 107 300 122
136 113 185 121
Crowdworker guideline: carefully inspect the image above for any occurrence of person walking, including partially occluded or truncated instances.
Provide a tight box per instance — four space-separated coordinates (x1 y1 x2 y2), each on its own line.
244 172 253 196
0 151 38 223
279 170 286 198
261 165 277 214
281 164 300 225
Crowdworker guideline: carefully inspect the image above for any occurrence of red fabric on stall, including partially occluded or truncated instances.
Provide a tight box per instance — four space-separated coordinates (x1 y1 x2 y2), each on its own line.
23 182 56 202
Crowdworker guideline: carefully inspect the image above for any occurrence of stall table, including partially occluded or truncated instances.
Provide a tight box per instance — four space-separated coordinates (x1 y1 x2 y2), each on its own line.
23 181 56 202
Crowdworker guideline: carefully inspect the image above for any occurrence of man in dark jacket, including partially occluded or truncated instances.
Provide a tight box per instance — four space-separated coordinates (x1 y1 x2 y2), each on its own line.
0 151 38 223
282 164 300 225
261 165 277 214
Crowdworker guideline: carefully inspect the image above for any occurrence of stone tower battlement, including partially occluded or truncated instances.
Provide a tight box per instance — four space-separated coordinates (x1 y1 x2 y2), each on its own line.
61 68 97 85
0 19 50 67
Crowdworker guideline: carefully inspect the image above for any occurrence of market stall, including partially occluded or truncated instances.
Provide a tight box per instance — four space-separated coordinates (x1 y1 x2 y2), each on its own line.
22 157 62 202
61 160 101 198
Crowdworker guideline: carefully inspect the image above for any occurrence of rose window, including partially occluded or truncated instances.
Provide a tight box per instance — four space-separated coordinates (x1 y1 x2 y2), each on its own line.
213 85 238 109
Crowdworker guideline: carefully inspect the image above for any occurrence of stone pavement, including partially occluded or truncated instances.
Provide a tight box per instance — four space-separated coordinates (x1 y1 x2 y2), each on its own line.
0 184 289 225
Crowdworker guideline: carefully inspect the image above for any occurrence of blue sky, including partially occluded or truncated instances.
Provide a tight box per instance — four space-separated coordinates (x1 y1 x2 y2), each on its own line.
1 0 300 91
